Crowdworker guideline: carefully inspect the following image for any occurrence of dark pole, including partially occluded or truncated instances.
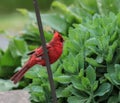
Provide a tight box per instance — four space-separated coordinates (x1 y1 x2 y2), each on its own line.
32 0 57 103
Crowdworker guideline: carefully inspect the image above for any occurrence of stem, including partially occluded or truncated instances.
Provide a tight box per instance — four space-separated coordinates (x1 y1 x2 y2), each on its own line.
90 93 96 103
89 88 96 103
32 0 57 103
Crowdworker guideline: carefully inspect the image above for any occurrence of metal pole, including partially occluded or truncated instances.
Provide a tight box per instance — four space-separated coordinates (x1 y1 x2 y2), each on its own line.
33 0 57 103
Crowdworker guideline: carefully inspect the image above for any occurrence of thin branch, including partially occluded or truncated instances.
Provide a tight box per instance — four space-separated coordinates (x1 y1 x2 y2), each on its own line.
33 0 57 103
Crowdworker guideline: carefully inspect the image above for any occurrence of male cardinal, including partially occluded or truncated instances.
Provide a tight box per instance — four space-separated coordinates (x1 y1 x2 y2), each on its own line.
11 31 64 84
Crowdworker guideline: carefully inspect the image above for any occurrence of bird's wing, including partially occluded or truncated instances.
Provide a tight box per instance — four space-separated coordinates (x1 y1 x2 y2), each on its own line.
27 44 51 57
27 50 35 55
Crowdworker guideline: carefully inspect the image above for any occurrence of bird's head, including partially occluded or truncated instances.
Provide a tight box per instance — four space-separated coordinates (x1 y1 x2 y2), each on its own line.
53 31 64 43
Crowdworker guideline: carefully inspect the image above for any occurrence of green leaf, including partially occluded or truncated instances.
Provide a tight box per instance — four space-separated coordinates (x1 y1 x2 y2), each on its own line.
70 86 87 97
96 55 103 63
42 13 68 34
110 74 120 85
17 8 28 16
53 64 63 76
105 64 120 85
85 37 98 46
63 53 79 73
104 74 113 84
77 51 85 69
67 96 87 103
86 65 96 84
107 64 115 73
25 65 47 79
28 85 45 102
72 76 84 91
85 57 105 67
93 81 98 91
108 95 119 103
52 1 82 23
115 64 120 79
0 79 18 91
62 86 71 97
0 49 20 67
56 85 72 98
9 38 28 58
94 83 111 97
54 75 71 84
41 83 51 103
78 0 97 14
14 38 28 54
31 86 43 93
106 41 118 63
110 31 118 43
79 69 84 77
96 0 120 15
81 77 91 91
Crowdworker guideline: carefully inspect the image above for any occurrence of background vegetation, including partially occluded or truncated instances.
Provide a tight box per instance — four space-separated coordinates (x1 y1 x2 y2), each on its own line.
0 0 120 103
0 0 53 14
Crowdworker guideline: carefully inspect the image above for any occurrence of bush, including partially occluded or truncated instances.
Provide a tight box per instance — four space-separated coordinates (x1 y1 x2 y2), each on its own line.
0 0 120 103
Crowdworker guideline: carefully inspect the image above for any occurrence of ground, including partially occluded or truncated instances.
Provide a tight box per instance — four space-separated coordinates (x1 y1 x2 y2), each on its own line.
0 90 30 103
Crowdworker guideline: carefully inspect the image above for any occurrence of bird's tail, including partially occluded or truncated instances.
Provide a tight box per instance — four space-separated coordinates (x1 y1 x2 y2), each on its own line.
11 62 31 84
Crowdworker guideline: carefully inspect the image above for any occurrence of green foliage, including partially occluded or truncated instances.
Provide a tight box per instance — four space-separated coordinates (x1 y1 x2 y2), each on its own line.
21 12 120 103
1 0 120 103
0 37 28 78
0 79 18 91
0 0 53 14
42 13 69 34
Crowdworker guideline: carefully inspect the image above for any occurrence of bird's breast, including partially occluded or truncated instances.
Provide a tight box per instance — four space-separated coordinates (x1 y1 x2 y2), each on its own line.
48 44 63 64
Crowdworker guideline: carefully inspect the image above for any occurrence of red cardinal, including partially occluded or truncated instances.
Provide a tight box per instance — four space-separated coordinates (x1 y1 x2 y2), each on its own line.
11 31 64 84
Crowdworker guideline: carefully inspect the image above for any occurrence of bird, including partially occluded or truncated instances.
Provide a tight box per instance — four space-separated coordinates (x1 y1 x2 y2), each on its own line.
11 31 64 84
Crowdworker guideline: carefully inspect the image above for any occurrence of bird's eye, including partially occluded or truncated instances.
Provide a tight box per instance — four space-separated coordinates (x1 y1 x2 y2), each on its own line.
60 37 64 42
